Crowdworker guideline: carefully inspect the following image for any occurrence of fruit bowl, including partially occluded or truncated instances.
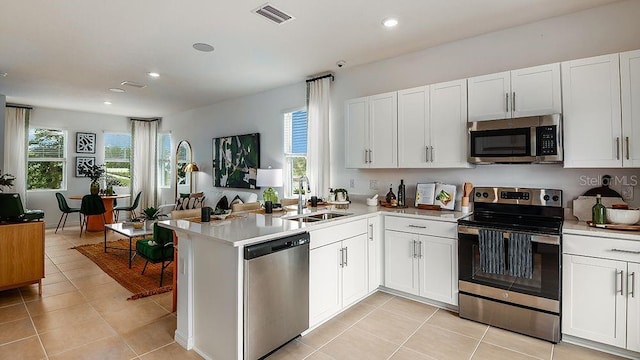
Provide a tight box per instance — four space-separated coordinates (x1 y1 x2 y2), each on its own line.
606 208 640 225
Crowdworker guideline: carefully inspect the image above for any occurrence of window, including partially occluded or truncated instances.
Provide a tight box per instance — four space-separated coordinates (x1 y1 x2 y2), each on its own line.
104 133 131 188
157 133 171 188
284 109 308 197
27 128 66 190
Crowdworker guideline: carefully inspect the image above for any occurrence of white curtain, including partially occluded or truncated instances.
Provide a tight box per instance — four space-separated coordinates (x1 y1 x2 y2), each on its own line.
307 76 332 197
131 119 158 209
3 107 28 201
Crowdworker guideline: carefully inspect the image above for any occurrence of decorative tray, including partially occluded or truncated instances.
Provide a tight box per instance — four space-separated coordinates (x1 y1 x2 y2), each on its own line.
587 221 640 231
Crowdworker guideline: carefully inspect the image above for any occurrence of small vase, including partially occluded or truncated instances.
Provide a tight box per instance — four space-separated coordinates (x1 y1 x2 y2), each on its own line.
144 219 156 232
90 181 100 195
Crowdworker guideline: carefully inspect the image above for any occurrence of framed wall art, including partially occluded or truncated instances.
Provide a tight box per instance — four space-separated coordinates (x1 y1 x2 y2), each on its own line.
212 133 260 189
76 132 96 153
75 156 95 177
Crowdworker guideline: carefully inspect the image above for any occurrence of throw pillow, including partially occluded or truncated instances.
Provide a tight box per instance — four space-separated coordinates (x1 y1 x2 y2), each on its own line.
215 196 229 210
229 195 244 208
175 196 205 210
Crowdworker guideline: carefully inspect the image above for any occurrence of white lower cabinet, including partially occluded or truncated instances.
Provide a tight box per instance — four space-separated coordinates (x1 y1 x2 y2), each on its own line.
384 216 458 306
562 233 640 353
309 220 369 327
367 216 382 292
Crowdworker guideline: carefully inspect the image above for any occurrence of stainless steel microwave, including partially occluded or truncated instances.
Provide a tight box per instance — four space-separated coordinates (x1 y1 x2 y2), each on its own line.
468 114 562 164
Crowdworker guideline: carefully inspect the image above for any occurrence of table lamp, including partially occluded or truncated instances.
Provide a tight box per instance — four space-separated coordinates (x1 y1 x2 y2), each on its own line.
257 167 283 203
183 162 199 172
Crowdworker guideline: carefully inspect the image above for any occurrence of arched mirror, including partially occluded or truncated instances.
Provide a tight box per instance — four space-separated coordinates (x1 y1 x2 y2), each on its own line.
175 140 193 198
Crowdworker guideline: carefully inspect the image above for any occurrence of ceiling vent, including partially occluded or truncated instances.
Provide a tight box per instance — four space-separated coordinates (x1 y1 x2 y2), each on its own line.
120 81 147 89
253 3 294 24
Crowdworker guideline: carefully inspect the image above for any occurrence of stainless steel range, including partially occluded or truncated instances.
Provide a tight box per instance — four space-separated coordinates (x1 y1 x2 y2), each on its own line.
457 187 563 343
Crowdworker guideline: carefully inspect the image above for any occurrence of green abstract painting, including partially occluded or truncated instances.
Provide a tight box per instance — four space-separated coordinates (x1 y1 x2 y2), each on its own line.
213 133 260 189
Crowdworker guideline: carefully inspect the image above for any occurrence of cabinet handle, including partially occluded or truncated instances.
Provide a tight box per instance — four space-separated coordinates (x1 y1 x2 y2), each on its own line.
626 137 630 160
364 150 368 164
369 149 373 164
369 223 373 241
505 93 509 112
616 137 620 160
344 247 348 267
339 248 344 267
418 240 423 258
408 224 427 229
611 248 640 254
425 146 429 162
512 91 516 112
412 240 417 258
617 270 624 296
430 146 434 162
630 272 636 298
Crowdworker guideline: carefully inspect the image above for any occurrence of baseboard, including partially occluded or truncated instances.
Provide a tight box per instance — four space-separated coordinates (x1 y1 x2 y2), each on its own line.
174 330 193 350
562 334 640 360
379 286 459 312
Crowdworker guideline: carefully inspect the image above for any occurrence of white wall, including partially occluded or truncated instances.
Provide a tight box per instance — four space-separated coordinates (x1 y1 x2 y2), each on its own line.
329 0 640 208
163 82 306 202
163 0 640 210
26 107 131 227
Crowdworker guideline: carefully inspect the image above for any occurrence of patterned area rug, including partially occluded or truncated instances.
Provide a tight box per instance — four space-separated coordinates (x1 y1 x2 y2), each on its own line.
73 238 173 300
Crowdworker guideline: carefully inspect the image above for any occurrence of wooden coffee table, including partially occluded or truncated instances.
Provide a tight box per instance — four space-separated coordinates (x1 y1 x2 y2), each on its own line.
104 223 153 268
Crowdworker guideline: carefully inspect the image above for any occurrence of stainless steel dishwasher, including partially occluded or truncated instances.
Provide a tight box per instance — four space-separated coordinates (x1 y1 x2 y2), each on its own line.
244 232 310 360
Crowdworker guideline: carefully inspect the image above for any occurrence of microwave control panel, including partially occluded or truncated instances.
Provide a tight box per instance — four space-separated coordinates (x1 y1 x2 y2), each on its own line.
536 125 558 155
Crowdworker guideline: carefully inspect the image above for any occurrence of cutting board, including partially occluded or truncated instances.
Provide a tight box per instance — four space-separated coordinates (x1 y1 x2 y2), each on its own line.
572 196 625 222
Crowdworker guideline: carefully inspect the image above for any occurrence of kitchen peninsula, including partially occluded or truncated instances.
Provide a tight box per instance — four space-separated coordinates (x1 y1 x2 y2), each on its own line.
160 203 466 360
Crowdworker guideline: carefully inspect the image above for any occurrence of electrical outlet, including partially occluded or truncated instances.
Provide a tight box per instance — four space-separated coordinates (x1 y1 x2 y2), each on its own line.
349 179 355 188
369 180 378 190
622 186 634 202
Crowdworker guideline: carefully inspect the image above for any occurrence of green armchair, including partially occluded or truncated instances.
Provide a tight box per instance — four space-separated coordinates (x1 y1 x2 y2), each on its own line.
135 223 174 286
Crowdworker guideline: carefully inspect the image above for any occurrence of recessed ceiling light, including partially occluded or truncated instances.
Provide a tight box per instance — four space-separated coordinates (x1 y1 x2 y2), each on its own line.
193 43 215 52
103 101 112 105
109 88 125 93
148 72 160 78
382 18 398 28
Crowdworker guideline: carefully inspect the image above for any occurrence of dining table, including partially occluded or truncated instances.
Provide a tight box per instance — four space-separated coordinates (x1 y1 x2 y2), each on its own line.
69 194 131 232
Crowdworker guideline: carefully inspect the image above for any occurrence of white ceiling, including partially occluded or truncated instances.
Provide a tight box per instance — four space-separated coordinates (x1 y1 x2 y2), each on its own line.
0 0 620 118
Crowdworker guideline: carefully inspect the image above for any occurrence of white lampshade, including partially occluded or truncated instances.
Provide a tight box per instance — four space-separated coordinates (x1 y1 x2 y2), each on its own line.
256 168 283 187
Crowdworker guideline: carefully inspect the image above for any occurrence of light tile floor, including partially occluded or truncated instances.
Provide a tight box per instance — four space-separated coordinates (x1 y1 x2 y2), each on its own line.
0 226 629 360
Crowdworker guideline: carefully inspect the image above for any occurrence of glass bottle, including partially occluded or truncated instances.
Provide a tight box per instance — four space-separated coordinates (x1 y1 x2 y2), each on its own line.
398 179 406 207
386 185 397 206
328 188 335 202
592 194 607 225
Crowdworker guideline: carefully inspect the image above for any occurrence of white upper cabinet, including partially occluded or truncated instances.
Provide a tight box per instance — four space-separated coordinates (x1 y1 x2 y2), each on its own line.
369 92 398 168
397 80 470 168
621 49 640 168
344 92 397 168
468 71 510 121
468 64 561 121
429 79 470 168
398 86 429 167
562 54 622 168
345 97 369 168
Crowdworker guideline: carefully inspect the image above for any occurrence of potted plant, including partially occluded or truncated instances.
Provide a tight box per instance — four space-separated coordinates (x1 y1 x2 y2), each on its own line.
0 170 15 192
140 206 168 231
78 164 105 195
105 176 123 196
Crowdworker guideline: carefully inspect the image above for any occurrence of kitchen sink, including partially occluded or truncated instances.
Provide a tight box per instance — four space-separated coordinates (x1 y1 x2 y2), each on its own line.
284 211 352 223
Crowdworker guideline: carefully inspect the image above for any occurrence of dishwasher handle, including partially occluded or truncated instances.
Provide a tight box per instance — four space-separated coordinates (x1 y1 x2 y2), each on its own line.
244 232 310 260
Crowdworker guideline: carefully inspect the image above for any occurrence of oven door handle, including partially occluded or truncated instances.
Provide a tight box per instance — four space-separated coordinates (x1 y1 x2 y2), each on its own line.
457 225 560 245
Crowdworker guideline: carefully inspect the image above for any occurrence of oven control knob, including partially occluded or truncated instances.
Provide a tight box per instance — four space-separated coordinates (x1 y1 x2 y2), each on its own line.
503 292 509 298
543 195 550 201
482 192 489 198
552 195 559 202
475 192 481 198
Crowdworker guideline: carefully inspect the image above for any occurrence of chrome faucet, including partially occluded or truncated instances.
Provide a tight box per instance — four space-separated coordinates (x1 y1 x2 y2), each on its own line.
297 175 310 213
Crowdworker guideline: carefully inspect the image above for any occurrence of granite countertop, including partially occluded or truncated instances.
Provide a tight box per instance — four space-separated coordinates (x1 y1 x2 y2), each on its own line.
563 219 640 242
159 201 469 247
